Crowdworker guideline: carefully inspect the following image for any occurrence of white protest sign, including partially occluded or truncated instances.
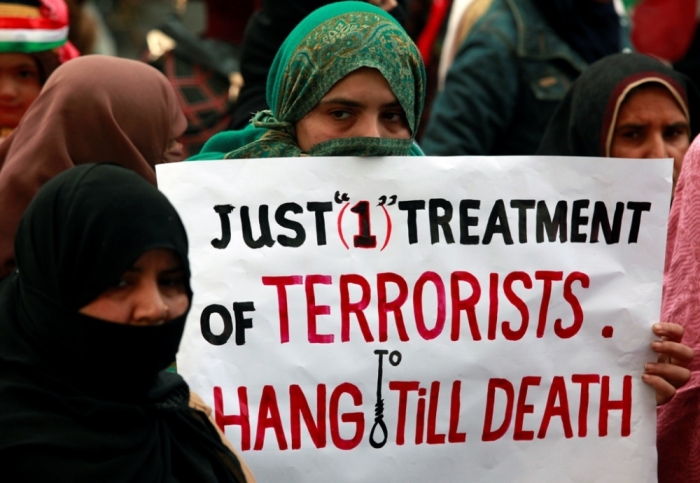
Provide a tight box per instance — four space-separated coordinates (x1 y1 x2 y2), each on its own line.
157 156 671 483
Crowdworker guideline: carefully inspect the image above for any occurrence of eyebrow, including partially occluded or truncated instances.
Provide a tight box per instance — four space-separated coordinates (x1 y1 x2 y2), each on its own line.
318 97 403 109
123 266 184 275
617 121 689 130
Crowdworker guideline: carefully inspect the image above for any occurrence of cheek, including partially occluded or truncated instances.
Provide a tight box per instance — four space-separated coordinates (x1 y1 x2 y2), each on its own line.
295 115 339 151
20 82 41 107
610 139 637 158
79 297 132 324
165 293 190 319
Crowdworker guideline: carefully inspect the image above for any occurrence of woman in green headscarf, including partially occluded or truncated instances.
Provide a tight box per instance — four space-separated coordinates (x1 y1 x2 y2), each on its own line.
190 1 425 159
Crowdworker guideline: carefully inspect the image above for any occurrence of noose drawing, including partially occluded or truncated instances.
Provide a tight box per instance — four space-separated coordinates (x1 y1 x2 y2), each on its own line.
368 349 402 449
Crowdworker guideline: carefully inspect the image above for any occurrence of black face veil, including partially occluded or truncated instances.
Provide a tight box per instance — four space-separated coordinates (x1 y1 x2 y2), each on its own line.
0 164 246 482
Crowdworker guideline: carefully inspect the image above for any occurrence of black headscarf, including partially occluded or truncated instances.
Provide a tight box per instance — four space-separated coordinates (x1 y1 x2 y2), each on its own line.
531 0 621 64
0 164 246 482
538 52 700 157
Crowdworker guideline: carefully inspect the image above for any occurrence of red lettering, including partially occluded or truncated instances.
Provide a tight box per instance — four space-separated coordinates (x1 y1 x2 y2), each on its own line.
414 271 446 341
448 380 467 443
450 271 482 341
572 374 600 437
305 274 333 343
254 385 288 450
290 384 327 450
556 271 590 339
339 274 374 342
389 381 420 445
502 271 532 341
599 375 632 437
537 376 573 439
415 387 427 444
377 272 410 342
214 386 250 451
534 271 563 338
514 376 541 441
329 383 365 450
427 381 446 444
262 275 303 343
482 378 514 442
487 273 499 340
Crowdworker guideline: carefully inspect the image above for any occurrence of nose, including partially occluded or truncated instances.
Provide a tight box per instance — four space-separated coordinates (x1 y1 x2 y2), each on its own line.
354 115 382 138
646 133 669 159
0 78 17 101
131 280 167 325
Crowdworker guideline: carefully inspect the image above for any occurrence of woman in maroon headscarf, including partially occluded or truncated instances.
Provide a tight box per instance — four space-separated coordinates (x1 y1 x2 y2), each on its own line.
0 55 187 279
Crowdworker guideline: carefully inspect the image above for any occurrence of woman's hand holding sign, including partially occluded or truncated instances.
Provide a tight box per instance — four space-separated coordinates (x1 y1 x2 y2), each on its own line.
644 322 693 405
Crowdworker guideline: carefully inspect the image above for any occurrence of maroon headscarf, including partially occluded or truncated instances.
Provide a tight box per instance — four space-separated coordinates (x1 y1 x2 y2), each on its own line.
0 55 187 278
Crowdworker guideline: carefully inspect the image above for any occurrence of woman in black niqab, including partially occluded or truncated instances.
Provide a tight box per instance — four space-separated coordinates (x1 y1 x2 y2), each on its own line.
0 164 250 482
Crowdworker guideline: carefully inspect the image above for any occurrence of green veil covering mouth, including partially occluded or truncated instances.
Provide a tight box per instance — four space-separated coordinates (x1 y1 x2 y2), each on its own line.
190 1 426 160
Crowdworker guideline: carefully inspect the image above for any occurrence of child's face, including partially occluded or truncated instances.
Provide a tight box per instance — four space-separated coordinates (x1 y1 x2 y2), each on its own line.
0 53 41 129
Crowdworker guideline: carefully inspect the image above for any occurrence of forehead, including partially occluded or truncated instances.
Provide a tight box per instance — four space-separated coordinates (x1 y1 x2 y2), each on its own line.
320 67 398 102
619 84 688 120
0 52 37 68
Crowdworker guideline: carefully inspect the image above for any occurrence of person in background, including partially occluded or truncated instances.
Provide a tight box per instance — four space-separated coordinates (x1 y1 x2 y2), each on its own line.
537 52 699 195
658 135 700 482
0 55 187 279
0 0 78 141
420 0 629 155
0 163 255 482
229 0 408 131
192 1 424 159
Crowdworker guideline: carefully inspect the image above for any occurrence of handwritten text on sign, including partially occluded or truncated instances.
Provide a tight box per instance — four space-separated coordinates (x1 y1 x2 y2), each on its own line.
157 156 670 483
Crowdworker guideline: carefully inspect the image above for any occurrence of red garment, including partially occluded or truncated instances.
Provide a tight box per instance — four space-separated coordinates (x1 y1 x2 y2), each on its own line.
203 0 261 45
659 136 700 482
631 0 697 63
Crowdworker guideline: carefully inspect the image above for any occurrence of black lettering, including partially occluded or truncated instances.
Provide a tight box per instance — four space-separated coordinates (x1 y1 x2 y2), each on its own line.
306 201 333 246
510 200 536 243
275 202 305 247
459 199 480 245
211 204 234 249
482 199 513 245
536 201 568 243
233 302 255 346
571 199 590 243
240 205 275 249
429 198 455 244
201 304 233 346
590 202 624 244
398 200 426 244
627 202 652 243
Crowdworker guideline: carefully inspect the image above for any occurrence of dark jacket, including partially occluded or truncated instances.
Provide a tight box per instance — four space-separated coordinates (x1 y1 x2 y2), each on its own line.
421 0 627 155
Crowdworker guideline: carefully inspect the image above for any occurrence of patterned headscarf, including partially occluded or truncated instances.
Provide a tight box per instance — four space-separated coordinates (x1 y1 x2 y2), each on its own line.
195 1 425 159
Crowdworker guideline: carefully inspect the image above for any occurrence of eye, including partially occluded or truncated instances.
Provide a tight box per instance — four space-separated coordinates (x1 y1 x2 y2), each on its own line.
113 278 129 289
664 125 689 140
17 69 37 80
159 272 186 292
619 128 641 140
329 110 352 120
382 111 406 123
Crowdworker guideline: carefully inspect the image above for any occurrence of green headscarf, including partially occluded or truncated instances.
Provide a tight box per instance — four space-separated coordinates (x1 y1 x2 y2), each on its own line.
191 1 426 159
